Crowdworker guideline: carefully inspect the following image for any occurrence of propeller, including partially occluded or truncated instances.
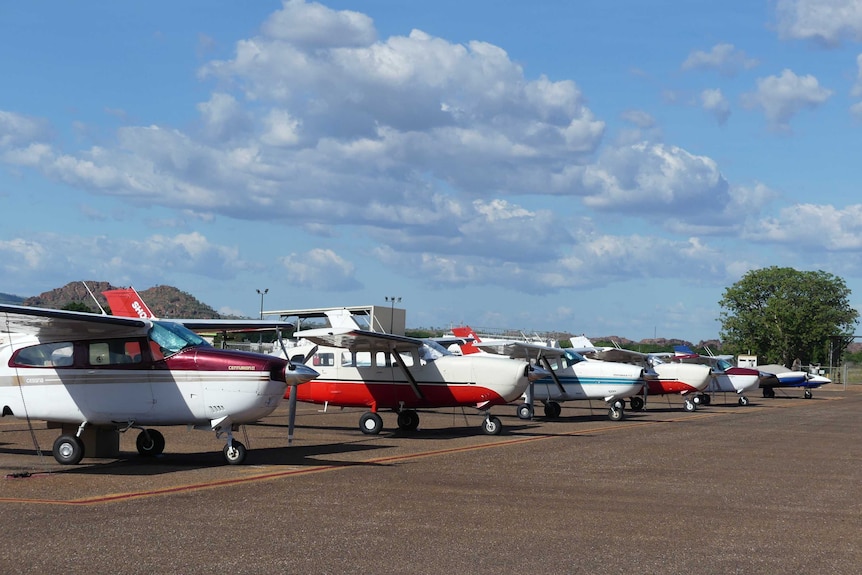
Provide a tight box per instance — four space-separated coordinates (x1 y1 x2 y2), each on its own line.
277 334 319 446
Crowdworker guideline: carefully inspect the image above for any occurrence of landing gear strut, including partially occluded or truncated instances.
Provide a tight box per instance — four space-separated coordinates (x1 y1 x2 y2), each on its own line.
482 413 502 435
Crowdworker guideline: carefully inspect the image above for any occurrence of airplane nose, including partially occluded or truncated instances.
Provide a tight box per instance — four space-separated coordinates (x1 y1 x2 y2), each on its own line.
284 363 320 386
527 364 551 382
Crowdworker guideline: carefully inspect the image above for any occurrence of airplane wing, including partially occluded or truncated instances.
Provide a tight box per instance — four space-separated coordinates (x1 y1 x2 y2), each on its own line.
587 347 648 363
0 303 150 340
296 327 424 353
174 318 295 332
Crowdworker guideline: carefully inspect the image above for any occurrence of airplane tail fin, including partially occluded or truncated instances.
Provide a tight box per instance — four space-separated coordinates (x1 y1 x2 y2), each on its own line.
451 326 482 355
324 309 362 329
102 287 156 319
569 335 598 354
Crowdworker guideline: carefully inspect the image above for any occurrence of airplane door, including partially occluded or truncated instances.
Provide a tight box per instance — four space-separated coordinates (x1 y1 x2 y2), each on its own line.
76 340 155 422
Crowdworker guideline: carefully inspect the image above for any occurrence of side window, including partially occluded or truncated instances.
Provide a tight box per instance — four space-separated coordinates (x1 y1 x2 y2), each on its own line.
88 339 144 367
12 342 74 368
312 353 335 366
397 351 415 367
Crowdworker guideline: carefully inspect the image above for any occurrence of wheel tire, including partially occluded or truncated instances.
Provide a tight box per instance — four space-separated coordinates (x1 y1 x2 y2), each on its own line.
397 410 420 431
804 390 812 399
517 403 534 420
684 399 696 412
52 434 85 465
607 408 624 422
136 429 166 456
543 401 562 419
482 416 502 435
693 395 702 405
359 412 383 435
739 396 750 406
702 394 712 406
629 396 645 411
223 440 247 465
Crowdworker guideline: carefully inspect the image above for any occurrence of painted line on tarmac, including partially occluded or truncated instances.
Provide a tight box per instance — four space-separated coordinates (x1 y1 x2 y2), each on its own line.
0 395 840 506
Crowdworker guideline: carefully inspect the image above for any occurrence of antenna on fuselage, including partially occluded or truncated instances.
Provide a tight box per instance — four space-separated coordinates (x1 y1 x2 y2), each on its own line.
82 282 108 315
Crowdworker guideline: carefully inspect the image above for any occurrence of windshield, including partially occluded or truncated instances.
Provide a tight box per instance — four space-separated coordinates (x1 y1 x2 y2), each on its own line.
716 358 733 371
563 349 586 367
419 339 453 362
149 321 210 356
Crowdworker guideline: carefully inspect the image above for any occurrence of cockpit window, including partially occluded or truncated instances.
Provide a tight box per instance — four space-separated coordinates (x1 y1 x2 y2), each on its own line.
563 350 586 367
149 321 210 357
418 339 452 362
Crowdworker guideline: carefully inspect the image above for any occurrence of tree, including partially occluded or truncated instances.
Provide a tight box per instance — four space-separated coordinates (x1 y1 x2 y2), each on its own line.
719 267 858 367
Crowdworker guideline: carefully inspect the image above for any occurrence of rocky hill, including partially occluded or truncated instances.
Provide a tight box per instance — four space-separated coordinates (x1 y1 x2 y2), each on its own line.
21 281 226 318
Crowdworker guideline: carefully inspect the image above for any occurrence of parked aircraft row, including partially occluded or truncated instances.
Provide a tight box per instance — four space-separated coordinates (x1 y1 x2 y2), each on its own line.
0 289 831 467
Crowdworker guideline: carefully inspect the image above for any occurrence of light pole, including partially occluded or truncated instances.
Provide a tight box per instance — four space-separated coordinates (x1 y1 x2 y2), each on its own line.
385 296 401 333
256 288 268 350
256 288 269 319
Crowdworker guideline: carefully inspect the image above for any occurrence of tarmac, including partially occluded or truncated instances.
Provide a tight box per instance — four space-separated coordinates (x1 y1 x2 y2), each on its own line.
2 386 861 575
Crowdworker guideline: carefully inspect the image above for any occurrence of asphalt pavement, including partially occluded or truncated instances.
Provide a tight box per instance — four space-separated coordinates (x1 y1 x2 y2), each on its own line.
2 386 861 574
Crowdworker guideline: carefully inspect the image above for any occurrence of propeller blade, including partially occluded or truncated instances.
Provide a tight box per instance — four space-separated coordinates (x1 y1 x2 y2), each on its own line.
303 344 319 365
287 384 298 446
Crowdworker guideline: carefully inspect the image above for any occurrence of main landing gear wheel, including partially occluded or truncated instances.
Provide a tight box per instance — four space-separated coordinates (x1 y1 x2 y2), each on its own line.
804 390 813 399
629 396 645 411
607 407 624 421
482 416 502 435
52 434 85 465
359 412 384 435
543 401 562 419
683 399 697 412
517 403 534 420
700 394 711 406
223 440 247 465
763 387 776 398
738 396 750 406
135 429 165 457
397 410 420 431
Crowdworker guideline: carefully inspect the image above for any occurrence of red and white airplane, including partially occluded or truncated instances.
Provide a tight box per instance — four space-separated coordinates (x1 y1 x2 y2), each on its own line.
0 303 318 465
450 326 645 421
272 310 547 436
581 340 712 412
671 345 760 406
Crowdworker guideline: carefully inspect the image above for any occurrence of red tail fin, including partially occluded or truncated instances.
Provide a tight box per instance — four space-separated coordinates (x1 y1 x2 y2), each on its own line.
451 326 482 355
102 287 155 319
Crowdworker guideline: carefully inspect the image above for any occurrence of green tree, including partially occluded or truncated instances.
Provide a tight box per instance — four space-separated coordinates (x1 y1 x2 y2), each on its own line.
62 302 94 313
719 267 858 366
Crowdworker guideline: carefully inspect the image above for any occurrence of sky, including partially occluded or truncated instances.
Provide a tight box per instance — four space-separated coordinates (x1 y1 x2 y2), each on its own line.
2 0 862 342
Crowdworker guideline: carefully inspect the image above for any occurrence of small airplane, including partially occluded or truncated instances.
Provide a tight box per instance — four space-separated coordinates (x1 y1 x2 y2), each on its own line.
273 310 547 436
582 340 712 412
756 364 831 399
450 326 645 421
0 302 318 465
671 345 760 406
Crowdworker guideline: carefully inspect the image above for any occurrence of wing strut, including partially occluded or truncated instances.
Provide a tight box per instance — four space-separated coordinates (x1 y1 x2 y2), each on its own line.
387 349 424 400
537 354 566 396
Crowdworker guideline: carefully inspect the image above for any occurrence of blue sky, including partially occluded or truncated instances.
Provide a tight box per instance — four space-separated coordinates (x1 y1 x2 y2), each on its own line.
2 0 862 342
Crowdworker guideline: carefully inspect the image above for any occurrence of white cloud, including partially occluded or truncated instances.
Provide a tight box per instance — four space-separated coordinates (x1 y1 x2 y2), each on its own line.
747 203 862 250
852 53 862 106
741 69 832 131
278 248 361 290
578 142 732 229
0 232 254 292
700 89 731 125
775 0 862 46
681 43 758 75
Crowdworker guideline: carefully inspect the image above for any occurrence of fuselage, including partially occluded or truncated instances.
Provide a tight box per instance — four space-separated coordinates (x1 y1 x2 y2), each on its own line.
0 325 312 428
643 362 712 396
528 356 645 402
281 342 532 411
